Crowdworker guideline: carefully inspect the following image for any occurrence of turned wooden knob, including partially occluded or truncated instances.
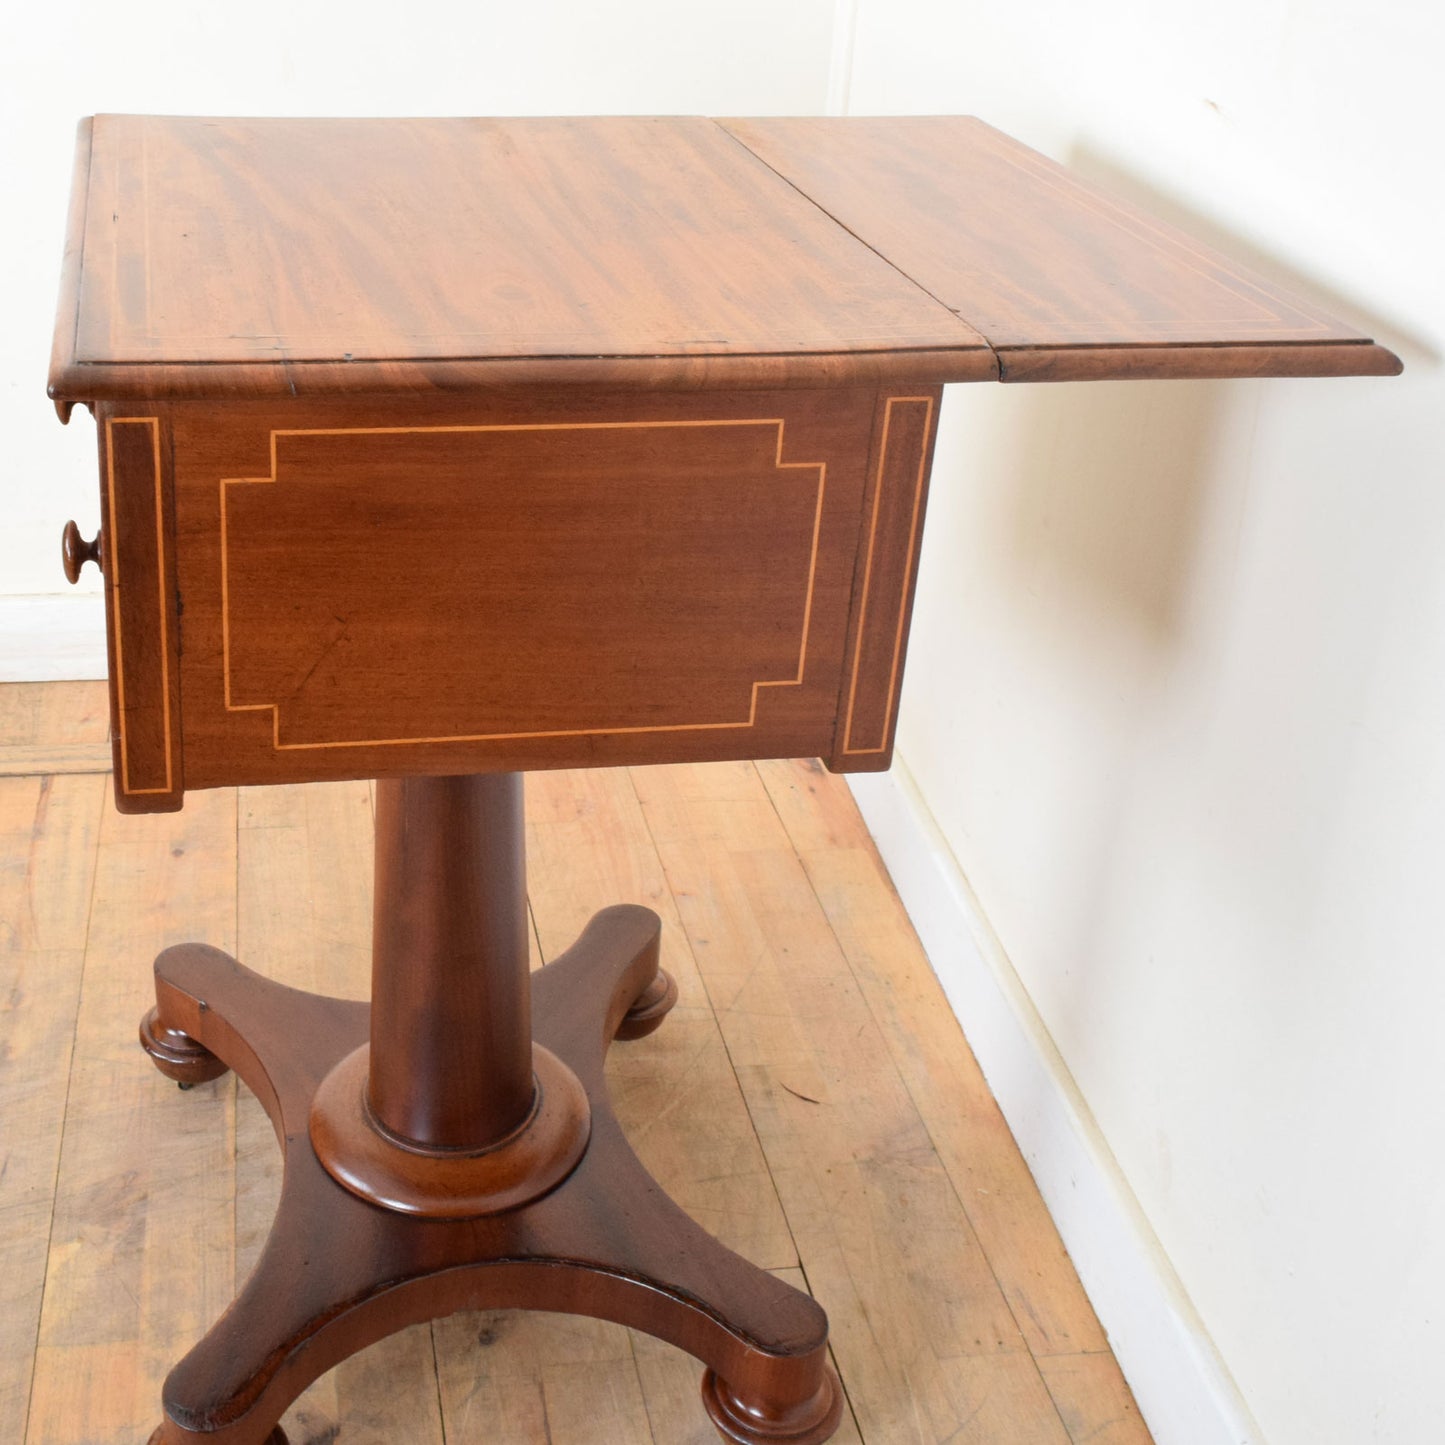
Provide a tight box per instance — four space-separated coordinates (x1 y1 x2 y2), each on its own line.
61 520 102 583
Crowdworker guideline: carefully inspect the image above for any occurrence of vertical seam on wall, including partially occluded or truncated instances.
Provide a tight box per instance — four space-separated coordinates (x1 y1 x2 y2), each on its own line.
826 0 861 116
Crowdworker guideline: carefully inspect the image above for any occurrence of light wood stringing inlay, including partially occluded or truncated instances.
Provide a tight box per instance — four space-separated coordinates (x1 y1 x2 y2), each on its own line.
219 419 828 751
105 416 175 793
842 396 934 755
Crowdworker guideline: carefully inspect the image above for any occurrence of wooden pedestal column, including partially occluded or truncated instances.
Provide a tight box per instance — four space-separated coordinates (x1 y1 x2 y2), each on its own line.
368 774 535 1150
139 774 843 1445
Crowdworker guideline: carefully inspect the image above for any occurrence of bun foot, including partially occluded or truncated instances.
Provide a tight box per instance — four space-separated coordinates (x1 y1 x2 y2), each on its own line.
615 966 679 1040
148 1426 288 1445
139 1006 230 1087
702 1365 844 1444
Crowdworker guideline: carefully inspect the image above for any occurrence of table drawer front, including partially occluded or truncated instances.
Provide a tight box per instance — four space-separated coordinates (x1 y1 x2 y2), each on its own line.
165 391 911 796
100 413 183 811
222 419 827 747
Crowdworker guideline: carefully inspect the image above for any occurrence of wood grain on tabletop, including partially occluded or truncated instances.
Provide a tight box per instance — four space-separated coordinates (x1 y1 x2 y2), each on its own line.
51 114 1402 403
51 115 993 404
722 115 1401 381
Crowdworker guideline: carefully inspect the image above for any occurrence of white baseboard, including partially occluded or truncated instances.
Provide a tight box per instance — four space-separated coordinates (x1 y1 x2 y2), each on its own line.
0 593 107 681
848 761 1265 1445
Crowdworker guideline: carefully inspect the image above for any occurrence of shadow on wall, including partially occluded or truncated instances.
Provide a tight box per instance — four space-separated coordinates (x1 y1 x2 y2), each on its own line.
959 365 1235 1115
1069 143 1437 370
995 373 1226 662
921 138 1435 1084
994 136 1427 664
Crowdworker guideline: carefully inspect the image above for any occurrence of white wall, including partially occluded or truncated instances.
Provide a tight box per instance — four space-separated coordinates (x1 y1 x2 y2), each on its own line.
842 5 1444 1445
0 0 836 672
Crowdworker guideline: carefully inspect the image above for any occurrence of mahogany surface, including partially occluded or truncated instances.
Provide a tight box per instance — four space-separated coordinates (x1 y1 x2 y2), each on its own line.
59 518 101 583
141 778 839 1445
306 776 594 1220
50 114 1397 410
366 775 533 1149
51 115 994 404
92 385 940 807
722 115 1402 382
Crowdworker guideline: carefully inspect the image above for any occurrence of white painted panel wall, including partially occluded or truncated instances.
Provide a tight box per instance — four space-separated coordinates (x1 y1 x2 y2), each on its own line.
843 5 1444 1445
0 0 835 674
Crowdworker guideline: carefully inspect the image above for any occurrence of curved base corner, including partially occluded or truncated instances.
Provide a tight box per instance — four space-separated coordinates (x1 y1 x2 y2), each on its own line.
140 1006 230 1087
702 1366 844 1444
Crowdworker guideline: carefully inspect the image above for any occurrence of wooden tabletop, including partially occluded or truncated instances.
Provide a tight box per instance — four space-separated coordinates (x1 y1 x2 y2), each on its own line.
725 117 1400 383
50 114 1398 406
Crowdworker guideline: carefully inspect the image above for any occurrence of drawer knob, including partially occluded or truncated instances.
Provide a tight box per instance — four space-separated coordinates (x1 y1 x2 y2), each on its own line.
61 520 102 583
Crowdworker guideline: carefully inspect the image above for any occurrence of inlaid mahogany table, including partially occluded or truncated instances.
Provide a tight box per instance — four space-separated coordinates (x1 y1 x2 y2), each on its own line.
48 115 1398 1445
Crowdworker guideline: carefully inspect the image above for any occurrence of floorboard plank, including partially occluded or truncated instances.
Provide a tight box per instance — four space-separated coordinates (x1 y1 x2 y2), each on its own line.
0 743 112 778
0 683 112 778
0 774 104 1445
0 683 109 752
236 781 446 1445
760 758 1109 1358
1040 1353 1154 1445
498 765 805 1443
433 1308 651 1445
26 787 238 1445
632 762 1073 1445
528 766 797 1271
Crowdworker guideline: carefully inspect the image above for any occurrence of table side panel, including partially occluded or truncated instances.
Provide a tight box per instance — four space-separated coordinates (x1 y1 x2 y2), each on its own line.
828 392 941 773
98 410 184 811
165 391 886 795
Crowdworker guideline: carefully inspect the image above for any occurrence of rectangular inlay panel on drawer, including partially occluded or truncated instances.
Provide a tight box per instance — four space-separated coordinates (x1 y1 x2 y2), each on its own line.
171 390 881 788
222 420 825 743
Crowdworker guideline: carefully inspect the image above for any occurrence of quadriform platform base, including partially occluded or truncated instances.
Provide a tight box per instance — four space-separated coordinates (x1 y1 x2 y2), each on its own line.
139 774 839 1445
48 115 1396 1444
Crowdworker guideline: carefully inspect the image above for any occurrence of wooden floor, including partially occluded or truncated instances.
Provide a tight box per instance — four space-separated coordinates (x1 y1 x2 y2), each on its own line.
0 681 1152 1445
